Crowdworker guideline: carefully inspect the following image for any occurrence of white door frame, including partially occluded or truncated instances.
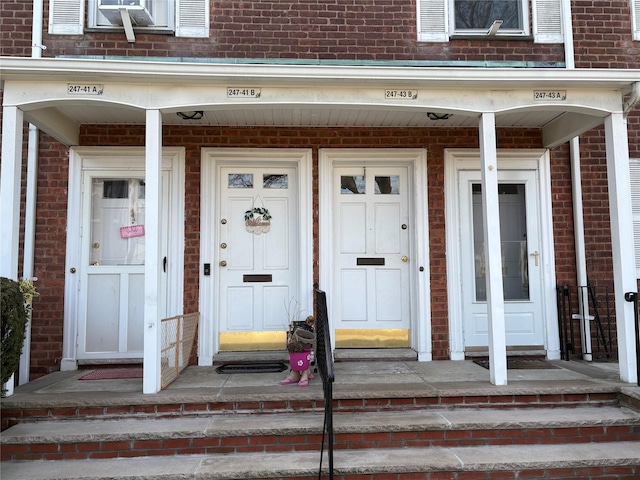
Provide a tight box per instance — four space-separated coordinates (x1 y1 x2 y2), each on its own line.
62 147 185 371
444 148 560 360
319 148 431 360
199 148 313 365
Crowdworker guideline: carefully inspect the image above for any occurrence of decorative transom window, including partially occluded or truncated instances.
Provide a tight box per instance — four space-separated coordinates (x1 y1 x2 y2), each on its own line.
452 0 528 36
417 0 564 43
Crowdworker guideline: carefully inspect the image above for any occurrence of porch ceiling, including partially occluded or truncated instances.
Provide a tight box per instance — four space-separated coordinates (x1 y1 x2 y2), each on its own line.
50 103 562 129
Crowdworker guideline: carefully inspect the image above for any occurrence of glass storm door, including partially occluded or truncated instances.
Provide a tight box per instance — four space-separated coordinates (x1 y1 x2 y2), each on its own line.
459 170 544 348
332 166 411 347
77 173 169 360
217 167 298 350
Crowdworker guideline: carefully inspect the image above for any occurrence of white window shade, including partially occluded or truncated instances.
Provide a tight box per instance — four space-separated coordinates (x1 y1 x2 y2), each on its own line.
630 159 640 278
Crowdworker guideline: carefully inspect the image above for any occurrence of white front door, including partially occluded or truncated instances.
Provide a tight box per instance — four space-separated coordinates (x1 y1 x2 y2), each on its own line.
332 166 411 347
459 169 545 347
217 166 299 350
77 171 169 360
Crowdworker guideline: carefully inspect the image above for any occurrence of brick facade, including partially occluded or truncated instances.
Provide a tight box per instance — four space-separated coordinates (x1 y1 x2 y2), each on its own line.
0 0 638 379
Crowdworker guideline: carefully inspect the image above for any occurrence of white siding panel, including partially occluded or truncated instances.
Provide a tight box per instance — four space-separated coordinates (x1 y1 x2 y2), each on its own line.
533 0 564 43
417 0 448 42
49 0 84 35
176 0 209 37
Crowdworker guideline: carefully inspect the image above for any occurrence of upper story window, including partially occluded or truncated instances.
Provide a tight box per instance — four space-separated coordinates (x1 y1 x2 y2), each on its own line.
453 0 528 36
418 0 564 43
90 0 172 31
49 0 209 38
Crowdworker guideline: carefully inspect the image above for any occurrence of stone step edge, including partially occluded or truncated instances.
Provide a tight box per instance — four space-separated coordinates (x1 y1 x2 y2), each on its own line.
3 406 639 445
1 441 639 480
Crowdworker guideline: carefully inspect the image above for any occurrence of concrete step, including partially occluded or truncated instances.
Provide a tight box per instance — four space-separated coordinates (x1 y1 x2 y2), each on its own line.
1 441 639 479
2 406 639 461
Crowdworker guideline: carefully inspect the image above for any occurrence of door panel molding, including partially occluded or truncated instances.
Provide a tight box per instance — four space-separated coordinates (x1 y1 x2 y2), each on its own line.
444 148 559 360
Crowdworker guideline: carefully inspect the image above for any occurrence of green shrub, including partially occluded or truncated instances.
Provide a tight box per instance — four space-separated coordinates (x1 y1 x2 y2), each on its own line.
1 277 29 393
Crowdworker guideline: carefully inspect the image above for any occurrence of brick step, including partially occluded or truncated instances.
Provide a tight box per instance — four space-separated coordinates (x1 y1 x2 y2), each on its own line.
0 389 623 428
1 441 639 479
2 406 639 461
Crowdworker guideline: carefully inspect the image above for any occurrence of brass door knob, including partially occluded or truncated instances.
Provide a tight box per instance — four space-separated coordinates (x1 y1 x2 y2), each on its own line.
401 256 408 262
220 261 227 267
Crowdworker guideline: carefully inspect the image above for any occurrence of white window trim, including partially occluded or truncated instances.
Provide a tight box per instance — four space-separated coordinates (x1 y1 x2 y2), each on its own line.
448 0 530 38
630 158 640 278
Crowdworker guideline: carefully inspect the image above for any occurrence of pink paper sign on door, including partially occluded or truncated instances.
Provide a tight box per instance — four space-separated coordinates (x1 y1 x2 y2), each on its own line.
120 225 145 239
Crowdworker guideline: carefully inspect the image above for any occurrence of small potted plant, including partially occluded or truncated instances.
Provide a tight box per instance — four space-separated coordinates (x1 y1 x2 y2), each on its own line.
280 299 315 387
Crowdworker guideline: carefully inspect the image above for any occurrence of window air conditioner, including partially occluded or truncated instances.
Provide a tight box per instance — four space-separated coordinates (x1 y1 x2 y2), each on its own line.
98 0 155 26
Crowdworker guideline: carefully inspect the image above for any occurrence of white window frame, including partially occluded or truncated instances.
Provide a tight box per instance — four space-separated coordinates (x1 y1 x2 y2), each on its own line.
88 0 175 32
449 0 530 38
630 158 640 278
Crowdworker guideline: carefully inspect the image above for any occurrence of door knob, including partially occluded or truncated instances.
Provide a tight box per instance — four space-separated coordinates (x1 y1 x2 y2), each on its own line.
220 261 227 267
401 256 408 262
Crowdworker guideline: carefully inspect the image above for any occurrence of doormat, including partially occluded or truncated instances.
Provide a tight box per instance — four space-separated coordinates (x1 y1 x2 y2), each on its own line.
473 358 558 370
79 368 143 380
215 362 288 374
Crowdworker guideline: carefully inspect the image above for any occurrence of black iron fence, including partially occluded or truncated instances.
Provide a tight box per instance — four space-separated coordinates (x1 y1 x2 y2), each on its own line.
314 286 334 480
556 285 617 361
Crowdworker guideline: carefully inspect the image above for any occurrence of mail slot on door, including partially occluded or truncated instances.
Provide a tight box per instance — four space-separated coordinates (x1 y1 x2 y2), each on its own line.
243 274 273 282
356 258 385 266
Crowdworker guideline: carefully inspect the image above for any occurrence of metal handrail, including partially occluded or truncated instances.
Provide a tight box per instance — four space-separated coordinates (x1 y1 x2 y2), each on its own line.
314 286 334 480
624 291 639 387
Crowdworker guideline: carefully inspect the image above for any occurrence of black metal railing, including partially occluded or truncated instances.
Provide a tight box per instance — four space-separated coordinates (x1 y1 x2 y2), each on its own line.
556 284 617 361
314 286 334 480
624 291 640 387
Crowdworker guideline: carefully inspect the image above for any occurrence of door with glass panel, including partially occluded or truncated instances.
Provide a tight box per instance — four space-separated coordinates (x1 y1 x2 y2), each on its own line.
332 166 411 347
459 169 544 347
217 167 298 350
77 172 169 360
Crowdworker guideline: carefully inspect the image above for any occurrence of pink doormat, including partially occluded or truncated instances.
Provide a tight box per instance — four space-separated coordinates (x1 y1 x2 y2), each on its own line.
79 368 143 380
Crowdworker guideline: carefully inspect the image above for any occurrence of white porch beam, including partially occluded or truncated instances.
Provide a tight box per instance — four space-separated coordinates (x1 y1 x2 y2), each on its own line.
0 106 24 279
143 109 163 394
604 113 638 384
542 112 604 149
24 107 79 147
479 112 508 386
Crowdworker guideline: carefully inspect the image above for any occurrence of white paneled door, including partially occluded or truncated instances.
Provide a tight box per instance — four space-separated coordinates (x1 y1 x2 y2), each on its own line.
332 166 411 345
218 167 299 339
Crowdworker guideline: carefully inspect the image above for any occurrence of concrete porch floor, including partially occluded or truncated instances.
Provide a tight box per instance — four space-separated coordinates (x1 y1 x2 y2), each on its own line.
3 352 639 409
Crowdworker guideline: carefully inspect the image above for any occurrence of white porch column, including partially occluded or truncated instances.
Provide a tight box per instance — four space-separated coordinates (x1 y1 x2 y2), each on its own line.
604 113 638 384
143 109 163 394
1 106 24 397
1 106 24 279
479 112 507 386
